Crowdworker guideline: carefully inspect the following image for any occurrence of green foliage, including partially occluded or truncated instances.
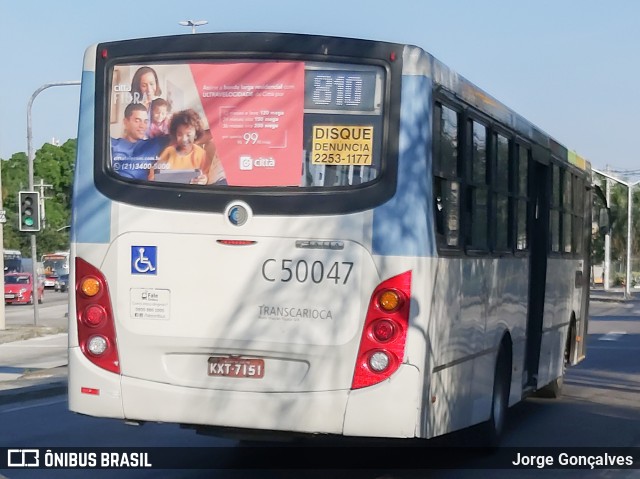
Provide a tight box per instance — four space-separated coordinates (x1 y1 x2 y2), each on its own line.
1 140 75 257
606 183 640 262
592 173 640 271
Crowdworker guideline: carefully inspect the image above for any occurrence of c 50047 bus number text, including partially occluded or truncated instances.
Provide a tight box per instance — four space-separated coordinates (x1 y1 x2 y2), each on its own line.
261 259 353 284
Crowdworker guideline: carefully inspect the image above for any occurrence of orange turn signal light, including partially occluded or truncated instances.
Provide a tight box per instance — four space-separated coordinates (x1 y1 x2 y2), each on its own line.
378 290 401 312
81 277 101 297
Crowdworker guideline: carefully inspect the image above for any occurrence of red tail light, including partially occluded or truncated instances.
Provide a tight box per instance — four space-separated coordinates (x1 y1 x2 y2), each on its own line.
75 257 120 374
351 271 412 389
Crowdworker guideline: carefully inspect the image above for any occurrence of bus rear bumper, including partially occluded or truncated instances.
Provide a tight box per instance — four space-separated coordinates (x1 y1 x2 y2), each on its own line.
120 376 348 435
69 347 421 439
119 364 420 438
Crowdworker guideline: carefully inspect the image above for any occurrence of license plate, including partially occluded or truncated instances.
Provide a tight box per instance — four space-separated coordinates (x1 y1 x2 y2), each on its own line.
4 294 14 299
208 357 265 379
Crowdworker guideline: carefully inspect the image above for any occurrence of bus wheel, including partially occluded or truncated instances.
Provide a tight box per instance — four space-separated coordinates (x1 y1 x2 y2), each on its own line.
484 344 511 447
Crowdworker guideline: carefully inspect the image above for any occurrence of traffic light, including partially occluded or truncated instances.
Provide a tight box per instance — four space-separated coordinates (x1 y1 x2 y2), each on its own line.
18 191 41 232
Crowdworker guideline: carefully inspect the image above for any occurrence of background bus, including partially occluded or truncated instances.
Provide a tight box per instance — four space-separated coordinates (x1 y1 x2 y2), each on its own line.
3 249 23 273
41 251 70 288
69 32 591 445
20 258 45 279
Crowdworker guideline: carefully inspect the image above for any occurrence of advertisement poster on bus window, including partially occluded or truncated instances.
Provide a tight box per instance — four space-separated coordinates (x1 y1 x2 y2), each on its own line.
109 62 304 186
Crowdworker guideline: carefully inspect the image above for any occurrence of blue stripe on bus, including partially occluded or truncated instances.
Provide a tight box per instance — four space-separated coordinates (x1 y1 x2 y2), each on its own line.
373 75 435 257
71 71 112 244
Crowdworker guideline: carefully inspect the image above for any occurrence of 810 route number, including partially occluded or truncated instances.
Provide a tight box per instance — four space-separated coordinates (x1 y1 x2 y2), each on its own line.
262 259 353 285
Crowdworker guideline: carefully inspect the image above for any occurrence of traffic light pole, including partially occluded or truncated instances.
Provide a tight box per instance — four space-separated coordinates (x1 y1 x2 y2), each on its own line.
27 81 81 325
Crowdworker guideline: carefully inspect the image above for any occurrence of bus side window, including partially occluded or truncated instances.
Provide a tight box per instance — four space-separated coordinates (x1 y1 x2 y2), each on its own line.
515 144 529 251
433 101 460 249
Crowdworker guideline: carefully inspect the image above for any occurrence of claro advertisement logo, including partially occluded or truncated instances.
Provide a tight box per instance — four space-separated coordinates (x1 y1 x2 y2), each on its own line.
239 155 276 170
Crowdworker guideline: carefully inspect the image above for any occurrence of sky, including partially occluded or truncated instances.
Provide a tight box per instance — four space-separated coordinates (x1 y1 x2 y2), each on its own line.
1 0 639 175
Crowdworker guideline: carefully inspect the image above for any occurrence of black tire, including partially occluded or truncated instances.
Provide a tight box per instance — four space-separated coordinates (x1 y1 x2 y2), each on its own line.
484 344 511 448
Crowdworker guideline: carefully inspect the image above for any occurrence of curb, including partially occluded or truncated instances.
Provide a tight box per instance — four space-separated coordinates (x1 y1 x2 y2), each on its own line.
0 326 68 345
0 379 67 406
0 366 68 405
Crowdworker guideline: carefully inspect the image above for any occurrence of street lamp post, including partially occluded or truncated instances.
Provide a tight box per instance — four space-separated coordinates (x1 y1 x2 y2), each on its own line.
178 20 208 34
605 173 611 290
27 81 80 325
593 168 640 299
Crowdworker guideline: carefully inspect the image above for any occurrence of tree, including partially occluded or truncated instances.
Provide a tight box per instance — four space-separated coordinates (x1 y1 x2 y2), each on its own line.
1 140 76 257
592 173 640 285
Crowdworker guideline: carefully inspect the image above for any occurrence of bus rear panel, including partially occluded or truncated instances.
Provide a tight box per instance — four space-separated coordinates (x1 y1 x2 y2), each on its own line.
69 33 424 439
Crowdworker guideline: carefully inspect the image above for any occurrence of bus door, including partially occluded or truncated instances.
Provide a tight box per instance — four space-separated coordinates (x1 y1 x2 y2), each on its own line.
573 183 592 363
524 151 550 389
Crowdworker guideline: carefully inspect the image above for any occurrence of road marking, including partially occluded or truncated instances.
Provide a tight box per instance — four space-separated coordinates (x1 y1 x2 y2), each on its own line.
1 397 67 414
598 331 627 341
0 333 68 348
28 333 67 342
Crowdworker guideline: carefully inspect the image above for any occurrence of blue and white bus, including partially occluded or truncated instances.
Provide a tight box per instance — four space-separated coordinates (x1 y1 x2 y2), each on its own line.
3 249 23 273
69 32 592 444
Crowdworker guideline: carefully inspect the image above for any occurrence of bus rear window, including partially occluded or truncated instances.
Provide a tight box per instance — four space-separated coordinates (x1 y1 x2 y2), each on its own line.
108 61 385 188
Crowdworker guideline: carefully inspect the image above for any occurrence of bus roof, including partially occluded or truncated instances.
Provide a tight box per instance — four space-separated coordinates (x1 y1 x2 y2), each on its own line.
403 44 591 173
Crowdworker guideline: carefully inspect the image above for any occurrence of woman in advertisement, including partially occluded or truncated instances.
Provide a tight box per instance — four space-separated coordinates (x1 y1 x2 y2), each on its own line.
130 66 162 110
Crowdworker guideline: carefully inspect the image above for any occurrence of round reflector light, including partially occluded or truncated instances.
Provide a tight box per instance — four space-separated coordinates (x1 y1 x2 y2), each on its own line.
84 304 106 327
369 351 390 372
378 290 401 312
81 277 101 297
372 319 396 342
87 335 108 356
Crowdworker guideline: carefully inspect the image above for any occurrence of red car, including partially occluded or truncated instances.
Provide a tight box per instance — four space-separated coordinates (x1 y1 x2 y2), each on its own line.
4 273 44 305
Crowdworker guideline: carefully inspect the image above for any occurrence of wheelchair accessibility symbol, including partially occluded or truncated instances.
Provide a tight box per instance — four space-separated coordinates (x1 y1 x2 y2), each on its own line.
131 246 157 275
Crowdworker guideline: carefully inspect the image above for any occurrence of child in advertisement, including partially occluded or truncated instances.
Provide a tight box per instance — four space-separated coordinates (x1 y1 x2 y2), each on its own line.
149 109 221 185
148 98 171 138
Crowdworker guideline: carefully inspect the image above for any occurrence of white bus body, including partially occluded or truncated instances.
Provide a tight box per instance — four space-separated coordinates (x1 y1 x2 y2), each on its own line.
69 33 591 443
